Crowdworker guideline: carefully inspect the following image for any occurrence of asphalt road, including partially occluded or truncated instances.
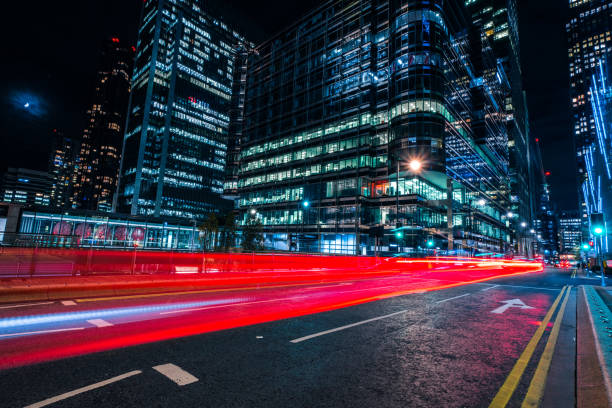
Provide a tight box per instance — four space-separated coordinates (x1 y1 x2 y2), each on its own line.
0 266 586 407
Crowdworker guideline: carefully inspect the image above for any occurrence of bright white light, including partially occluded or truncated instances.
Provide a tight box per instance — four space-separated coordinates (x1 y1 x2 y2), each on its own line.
530 229 535 233
477 199 486 206
250 209 257 215
507 211 514 218
24 102 30 108
409 160 422 172
521 222 527 228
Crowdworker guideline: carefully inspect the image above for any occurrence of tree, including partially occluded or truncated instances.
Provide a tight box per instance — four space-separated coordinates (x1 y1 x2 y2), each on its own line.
198 214 219 250
221 212 237 250
242 213 264 251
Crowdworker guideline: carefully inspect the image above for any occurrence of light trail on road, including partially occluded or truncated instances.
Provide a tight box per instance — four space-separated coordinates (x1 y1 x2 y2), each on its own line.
0 256 542 369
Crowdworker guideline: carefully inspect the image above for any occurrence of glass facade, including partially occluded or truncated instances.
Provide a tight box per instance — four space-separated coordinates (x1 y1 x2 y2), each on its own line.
18 211 201 250
116 0 250 221
71 38 134 213
567 0 612 225
233 0 510 255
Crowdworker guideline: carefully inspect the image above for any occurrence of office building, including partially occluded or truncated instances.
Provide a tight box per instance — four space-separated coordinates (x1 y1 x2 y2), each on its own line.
558 210 582 254
567 0 612 220
582 59 612 253
234 0 512 255
115 0 250 220
72 38 134 213
466 0 540 253
49 129 77 209
1 168 52 207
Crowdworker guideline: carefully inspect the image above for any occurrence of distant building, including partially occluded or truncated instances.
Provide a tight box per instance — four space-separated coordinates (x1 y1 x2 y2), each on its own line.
558 210 582 254
1 168 52 207
115 0 251 220
566 0 612 223
49 129 77 209
71 38 134 213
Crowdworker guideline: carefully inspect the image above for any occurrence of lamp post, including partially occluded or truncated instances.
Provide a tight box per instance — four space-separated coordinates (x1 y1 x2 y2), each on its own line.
594 225 605 286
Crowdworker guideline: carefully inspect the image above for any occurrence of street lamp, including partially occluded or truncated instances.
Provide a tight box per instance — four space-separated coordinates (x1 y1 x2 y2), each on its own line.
250 208 257 215
521 222 527 228
477 199 486 207
409 159 422 172
507 211 514 218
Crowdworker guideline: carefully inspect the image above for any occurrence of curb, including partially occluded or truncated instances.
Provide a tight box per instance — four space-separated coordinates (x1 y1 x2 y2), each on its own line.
579 285 612 407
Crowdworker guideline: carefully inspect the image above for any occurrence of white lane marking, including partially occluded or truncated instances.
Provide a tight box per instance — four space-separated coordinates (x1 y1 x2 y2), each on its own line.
153 363 199 386
24 370 142 408
0 327 84 339
61 300 77 306
159 295 309 315
0 301 54 310
435 293 470 304
290 309 408 343
481 285 499 291
87 319 113 328
474 283 561 292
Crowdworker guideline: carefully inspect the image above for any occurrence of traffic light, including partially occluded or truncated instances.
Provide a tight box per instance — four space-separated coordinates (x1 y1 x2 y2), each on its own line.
582 243 590 250
591 213 605 236
395 231 404 239
426 238 434 248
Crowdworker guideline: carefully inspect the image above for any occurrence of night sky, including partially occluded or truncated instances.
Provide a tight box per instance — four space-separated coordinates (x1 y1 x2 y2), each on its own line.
0 0 574 209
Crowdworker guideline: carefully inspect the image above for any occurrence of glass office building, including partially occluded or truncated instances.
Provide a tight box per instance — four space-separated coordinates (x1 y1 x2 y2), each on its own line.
116 0 249 221
567 0 612 222
234 0 511 255
71 38 134 213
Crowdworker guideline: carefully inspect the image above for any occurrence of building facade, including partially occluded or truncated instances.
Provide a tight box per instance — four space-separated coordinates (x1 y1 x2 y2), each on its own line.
49 129 77 209
558 210 582 254
71 38 134 213
466 0 540 253
567 0 612 223
582 59 612 254
233 0 513 255
115 0 249 221
1 168 52 208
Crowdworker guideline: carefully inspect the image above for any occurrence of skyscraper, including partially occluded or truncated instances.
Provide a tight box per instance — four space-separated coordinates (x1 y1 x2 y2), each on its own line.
71 38 134 213
49 129 77 209
567 0 612 217
465 0 538 249
115 0 249 220
234 0 512 255
558 210 582 254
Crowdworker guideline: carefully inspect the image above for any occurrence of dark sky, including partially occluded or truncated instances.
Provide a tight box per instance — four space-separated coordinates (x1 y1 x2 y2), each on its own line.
0 0 574 210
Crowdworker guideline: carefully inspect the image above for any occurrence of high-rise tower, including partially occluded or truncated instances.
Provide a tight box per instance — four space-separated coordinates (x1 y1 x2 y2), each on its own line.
71 38 134 212
567 0 612 217
115 0 249 220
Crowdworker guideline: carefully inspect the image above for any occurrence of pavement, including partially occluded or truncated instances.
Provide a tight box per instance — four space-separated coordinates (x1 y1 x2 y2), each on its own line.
0 266 604 407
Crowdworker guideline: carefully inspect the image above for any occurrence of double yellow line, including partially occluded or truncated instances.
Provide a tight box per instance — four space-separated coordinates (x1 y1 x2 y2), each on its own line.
489 285 571 408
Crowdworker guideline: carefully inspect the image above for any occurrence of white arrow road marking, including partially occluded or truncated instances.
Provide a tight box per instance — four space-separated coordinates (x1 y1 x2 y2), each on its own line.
153 363 199 386
87 319 113 328
491 298 535 314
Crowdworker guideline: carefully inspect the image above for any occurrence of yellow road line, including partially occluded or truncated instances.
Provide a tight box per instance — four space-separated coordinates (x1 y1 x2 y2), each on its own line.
489 285 568 408
76 282 334 303
521 286 571 407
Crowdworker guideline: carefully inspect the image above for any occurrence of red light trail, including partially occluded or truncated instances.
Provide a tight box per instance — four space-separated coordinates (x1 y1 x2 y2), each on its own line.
0 253 542 369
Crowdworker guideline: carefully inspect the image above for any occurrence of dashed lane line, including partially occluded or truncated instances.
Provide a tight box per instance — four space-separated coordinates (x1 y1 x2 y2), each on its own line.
290 309 408 343
87 319 113 328
24 370 142 408
481 285 499 291
435 293 471 303
0 327 84 339
153 363 199 386
0 301 54 310
61 300 77 306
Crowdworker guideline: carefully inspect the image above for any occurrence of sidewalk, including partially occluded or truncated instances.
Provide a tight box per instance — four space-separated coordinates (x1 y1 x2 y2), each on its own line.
577 284 612 407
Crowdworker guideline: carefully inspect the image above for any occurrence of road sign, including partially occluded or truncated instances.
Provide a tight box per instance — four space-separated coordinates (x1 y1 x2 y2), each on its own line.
491 299 534 314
